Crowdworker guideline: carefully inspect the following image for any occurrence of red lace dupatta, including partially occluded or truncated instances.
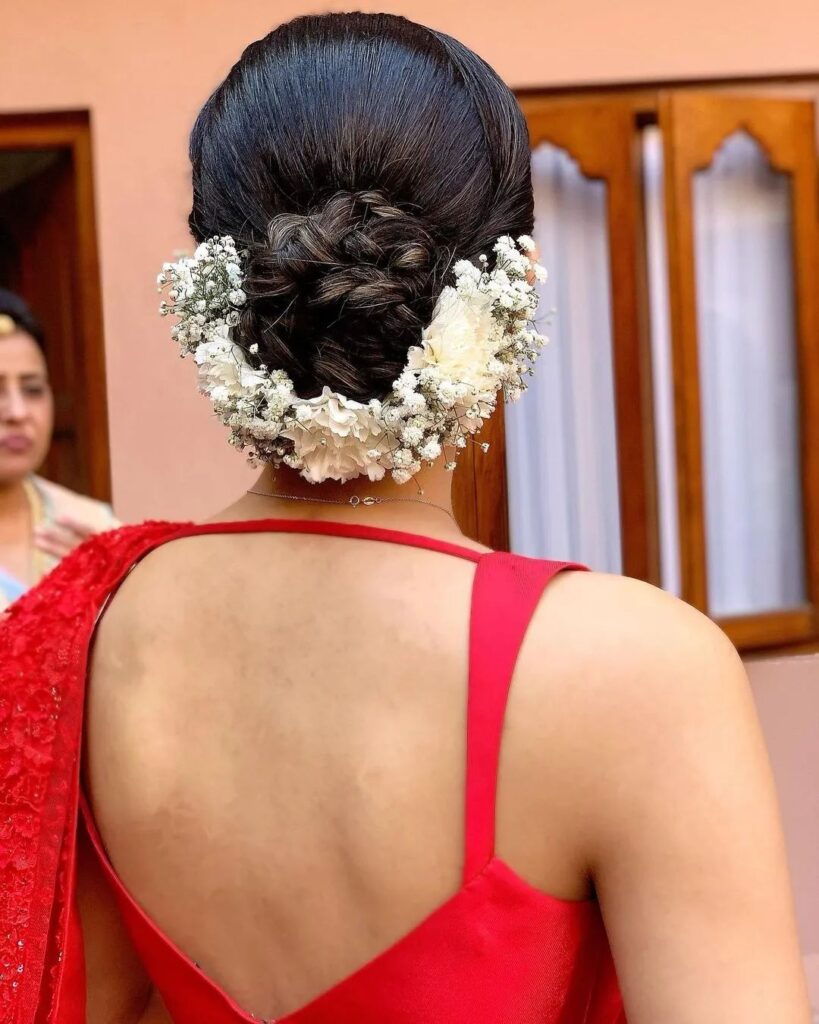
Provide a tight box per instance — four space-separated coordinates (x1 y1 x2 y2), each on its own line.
0 523 181 1024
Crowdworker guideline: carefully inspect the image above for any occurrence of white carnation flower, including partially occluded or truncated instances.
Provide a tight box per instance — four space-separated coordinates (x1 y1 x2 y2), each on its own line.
415 286 495 393
281 387 386 484
194 335 247 399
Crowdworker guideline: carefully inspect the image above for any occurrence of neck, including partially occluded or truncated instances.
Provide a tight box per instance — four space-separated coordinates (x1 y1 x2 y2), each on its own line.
0 477 32 542
214 463 464 539
0 477 29 516
261 462 455 507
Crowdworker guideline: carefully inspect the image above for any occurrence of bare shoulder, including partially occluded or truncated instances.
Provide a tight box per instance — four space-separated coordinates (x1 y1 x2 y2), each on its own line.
538 568 738 661
520 569 749 724
511 570 766 862
512 575 808 1021
94 531 217 638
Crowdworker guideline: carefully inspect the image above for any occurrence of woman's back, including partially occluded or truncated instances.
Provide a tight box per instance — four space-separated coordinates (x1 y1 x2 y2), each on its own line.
77 506 811 1024
85 516 610 1020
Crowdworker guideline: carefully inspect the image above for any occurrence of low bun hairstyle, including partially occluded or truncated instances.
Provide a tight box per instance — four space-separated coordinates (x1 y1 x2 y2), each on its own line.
189 13 533 402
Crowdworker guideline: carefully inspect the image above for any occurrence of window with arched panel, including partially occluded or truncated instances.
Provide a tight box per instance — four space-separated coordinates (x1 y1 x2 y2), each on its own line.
456 89 819 654
661 93 819 650
506 140 621 573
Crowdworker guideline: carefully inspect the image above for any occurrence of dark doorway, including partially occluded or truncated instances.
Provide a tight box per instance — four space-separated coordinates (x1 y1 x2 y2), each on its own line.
0 111 110 501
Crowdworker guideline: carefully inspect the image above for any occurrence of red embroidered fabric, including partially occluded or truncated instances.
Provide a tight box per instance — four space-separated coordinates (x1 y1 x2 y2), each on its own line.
0 520 625 1023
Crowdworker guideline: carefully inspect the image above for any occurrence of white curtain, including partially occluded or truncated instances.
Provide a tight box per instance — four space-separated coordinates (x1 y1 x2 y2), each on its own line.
505 144 622 573
642 128 683 595
507 130 805 616
693 131 805 616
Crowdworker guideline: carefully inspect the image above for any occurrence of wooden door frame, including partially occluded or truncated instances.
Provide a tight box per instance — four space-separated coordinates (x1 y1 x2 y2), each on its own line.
0 110 110 501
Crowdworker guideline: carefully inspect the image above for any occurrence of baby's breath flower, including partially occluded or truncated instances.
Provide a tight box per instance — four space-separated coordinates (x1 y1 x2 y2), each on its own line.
401 424 424 447
159 233 546 485
392 448 415 470
404 392 427 414
419 438 442 461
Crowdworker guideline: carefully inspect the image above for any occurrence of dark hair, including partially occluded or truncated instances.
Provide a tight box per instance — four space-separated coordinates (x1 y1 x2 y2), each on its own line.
189 13 533 402
0 289 46 351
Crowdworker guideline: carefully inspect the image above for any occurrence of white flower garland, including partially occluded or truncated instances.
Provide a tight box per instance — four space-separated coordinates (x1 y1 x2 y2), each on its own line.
158 234 547 484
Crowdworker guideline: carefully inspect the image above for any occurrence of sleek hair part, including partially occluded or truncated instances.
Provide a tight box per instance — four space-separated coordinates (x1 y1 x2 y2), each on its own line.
189 12 533 401
0 289 46 352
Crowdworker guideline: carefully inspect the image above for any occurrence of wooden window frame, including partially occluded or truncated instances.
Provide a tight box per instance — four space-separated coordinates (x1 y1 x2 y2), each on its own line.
660 92 819 650
455 73 819 654
455 98 661 580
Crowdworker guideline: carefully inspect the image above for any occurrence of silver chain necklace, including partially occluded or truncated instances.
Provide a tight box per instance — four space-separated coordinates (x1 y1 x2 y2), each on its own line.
247 487 457 524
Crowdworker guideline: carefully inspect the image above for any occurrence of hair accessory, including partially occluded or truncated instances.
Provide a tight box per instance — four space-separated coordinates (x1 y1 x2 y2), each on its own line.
0 314 17 337
159 234 547 484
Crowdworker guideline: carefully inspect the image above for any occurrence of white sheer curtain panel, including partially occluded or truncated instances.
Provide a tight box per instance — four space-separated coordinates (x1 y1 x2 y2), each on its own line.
691 131 806 616
507 128 806 615
505 144 622 573
642 128 682 595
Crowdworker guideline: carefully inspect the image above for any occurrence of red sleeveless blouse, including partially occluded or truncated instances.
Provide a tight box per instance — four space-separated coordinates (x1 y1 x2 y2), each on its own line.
0 519 625 1023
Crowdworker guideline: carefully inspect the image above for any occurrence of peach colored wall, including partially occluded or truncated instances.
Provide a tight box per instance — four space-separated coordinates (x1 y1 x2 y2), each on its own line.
3 0 819 519
747 657 819 1006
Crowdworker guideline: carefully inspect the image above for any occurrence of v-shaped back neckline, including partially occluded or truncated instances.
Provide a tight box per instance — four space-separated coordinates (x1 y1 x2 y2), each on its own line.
80 519 592 1024
82 793 591 1024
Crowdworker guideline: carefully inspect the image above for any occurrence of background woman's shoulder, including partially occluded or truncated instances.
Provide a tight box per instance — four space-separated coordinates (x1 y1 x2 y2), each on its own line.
34 475 119 531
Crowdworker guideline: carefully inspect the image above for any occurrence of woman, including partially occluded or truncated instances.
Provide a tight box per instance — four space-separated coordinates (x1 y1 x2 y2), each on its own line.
0 290 116 609
0 14 809 1024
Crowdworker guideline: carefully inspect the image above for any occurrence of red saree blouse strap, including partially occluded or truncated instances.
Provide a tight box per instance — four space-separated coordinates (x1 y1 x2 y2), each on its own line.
463 552 585 882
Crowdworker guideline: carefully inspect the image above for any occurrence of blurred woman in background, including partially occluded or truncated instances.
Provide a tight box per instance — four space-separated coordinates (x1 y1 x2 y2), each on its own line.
0 289 116 609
